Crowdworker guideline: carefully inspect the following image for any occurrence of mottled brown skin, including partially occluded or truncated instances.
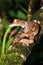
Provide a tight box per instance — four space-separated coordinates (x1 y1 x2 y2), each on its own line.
9 19 40 46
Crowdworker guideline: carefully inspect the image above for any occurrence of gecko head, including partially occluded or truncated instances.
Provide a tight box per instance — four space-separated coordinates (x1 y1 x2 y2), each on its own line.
14 19 18 23
13 19 25 28
13 19 18 24
10 19 26 28
9 19 20 27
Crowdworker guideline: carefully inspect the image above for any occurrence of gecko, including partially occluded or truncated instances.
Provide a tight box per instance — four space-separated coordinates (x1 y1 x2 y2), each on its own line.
9 19 40 48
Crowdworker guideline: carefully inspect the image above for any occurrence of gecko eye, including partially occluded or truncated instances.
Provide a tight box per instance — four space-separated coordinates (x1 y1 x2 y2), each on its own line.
14 19 17 23
21 26 25 28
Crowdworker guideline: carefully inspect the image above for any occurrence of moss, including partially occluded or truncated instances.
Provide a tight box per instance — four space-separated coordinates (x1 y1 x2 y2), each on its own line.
0 44 30 65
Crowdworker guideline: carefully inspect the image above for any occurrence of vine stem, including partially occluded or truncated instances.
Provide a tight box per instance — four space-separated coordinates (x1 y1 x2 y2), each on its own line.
27 0 32 21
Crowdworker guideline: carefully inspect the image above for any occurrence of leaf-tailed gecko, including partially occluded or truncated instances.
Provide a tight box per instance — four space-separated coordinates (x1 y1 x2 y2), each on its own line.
9 19 40 48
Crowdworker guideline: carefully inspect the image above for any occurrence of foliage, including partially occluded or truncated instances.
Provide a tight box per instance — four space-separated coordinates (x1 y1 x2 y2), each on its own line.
1 26 13 55
0 53 24 65
32 7 43 21
0 42 30 65
1 18 9 29
0 0 29 21
0 18 9 46
5 37 13 51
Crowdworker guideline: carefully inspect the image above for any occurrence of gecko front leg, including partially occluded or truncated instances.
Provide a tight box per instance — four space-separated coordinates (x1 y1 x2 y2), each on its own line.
10 33 27 46
10 34 34 47
9 33 29 49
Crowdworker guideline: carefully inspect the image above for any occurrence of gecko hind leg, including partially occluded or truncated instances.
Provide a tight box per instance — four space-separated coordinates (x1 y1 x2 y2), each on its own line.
19 35 34 46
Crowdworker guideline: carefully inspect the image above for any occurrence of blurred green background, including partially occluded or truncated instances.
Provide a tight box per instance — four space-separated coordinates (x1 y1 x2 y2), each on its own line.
0 0 42 21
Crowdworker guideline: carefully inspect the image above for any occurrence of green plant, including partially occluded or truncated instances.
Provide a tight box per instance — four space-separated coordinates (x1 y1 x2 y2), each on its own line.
1 24 20 56
1 26 13 55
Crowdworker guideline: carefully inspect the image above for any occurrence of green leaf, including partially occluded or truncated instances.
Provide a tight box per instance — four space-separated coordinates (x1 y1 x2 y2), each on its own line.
5 37 14 51
9 10 17 17
1 27 13 55
17 11 26 19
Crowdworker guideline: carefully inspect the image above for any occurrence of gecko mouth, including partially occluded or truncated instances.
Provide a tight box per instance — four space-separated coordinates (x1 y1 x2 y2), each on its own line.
9 24 20 27
24 37 30 39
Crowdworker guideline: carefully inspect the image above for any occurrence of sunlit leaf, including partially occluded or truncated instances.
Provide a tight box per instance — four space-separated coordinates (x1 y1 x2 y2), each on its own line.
17 11 26 19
